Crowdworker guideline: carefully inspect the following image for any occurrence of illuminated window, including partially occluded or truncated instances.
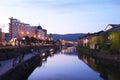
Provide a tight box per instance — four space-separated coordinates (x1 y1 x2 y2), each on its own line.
27 31 29 34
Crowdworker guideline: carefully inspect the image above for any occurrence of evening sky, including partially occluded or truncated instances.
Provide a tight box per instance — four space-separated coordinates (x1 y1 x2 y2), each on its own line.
0 0 120 34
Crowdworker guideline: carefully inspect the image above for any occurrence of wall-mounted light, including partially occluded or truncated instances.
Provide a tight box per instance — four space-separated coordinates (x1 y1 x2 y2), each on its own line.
108 34 112 40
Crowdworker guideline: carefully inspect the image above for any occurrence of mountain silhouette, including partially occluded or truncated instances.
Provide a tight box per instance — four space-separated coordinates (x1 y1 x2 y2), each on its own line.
53 33 85 41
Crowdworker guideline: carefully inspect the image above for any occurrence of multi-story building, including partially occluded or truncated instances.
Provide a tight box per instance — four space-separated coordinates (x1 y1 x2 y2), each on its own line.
37 25 47 40
25 25 36 38
0 28 6 46
9 17 21 38
18 23 25 38
9 17 47 40
24 25 47 40
0 28 2 43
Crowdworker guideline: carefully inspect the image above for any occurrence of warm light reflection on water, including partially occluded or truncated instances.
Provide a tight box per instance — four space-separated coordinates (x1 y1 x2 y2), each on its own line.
28 47 102 80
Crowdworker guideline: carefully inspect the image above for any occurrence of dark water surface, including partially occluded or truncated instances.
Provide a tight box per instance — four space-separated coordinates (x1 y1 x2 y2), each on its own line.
28 47 119 80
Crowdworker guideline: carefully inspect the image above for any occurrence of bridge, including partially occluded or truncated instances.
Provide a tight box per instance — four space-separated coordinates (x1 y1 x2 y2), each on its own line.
60 40 78 47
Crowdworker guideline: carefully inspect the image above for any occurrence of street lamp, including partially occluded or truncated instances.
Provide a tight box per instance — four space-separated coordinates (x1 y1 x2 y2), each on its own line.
22 37 25 40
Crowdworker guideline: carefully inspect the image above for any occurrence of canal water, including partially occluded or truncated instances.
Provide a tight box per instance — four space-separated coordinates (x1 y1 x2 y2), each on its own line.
28 47 120 80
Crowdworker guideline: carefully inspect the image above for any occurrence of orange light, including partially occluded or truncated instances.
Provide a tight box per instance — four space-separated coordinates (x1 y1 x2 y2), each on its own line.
21 32 24 34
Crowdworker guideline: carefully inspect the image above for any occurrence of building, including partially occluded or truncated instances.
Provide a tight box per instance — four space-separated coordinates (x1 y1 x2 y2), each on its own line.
37 25 47 40
0 28 6 46
9 17 20 38
0 28 5 41
100 24 120 53
78 33 92 47
25 25 36 38
89 31 103 49
9 17 47 40
47 33 53 41
104 24 120 31
0 28 2 43
78 24 120 53
18 23 25 38
5 33 11 41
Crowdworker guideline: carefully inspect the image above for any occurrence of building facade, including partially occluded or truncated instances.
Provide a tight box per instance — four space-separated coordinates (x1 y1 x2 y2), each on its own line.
0 28 2 43
9 17 20 38
9 17 47 40
0 28 6 46
78 24 120 54
37 25 47 40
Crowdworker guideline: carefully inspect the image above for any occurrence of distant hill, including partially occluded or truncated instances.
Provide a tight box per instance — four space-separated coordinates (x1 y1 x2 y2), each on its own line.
53 33 85 41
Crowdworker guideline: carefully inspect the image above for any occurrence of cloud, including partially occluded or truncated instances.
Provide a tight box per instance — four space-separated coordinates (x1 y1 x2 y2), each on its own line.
21 0 81 8
24 0 120 7
1 0 120 8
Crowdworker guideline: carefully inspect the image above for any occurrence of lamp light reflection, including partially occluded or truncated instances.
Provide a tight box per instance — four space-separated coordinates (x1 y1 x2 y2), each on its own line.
42 53 46 56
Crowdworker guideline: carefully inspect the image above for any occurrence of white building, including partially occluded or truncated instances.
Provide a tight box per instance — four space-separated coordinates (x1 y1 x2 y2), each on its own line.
9 17 20 38
9 17 47 40
37 25 47 40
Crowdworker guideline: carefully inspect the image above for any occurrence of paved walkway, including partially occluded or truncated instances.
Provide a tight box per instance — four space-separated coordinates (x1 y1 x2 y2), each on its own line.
0 53 35 75
0 48 51 76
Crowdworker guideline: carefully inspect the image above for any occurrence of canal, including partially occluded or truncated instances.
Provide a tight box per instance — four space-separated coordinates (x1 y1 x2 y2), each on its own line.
27 47 120 80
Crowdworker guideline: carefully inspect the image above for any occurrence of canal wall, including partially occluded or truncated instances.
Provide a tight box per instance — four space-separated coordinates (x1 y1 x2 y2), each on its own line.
0 45 58 60
0 54 41 80
0 46 54 80
77 46 120 66
0 46 58 80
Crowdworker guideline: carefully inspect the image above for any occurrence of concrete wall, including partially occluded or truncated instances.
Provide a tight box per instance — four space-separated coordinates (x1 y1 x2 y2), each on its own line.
0 46 59 80
0 54 41 80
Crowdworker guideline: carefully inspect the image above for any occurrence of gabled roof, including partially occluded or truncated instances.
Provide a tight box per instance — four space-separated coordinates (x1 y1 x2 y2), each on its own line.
109 24 120 27
105 24 120 31
107 26 120 32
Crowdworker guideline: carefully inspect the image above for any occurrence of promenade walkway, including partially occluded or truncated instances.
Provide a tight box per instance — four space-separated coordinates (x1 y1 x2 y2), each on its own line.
0 46 52 77
0 53 35 76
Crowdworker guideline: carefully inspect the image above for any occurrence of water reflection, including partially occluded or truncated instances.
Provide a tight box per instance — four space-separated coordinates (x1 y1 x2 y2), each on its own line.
26 47 120 80
28 47 102 80
78 53 120 80
61 47 77 55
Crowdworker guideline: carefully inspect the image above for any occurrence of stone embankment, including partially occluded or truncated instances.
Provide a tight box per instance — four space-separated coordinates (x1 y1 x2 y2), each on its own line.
0 45 58 60
0 45 58 80
77 47 120 66
0 54 40 80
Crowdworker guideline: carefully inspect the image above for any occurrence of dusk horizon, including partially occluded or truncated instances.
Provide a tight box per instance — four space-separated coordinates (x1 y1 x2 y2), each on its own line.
0 0 120 34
